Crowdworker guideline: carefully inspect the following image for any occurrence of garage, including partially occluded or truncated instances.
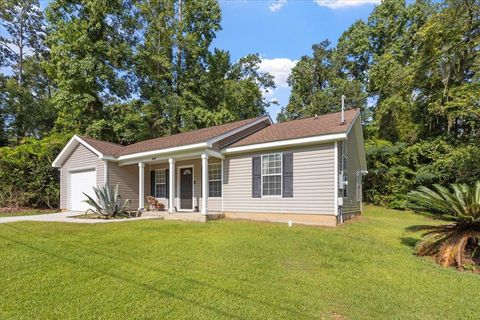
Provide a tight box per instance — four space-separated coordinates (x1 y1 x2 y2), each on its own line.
69 169 97 211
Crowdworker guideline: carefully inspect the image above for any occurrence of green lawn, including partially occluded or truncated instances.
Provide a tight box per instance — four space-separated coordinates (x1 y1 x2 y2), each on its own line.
0 209 57 217
0 206 478 319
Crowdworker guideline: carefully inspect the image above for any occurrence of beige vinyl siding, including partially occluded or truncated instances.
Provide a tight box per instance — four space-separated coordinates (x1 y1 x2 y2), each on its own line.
107 163 139 209
223 143 335 215
59 144 104 210
342 119 362 214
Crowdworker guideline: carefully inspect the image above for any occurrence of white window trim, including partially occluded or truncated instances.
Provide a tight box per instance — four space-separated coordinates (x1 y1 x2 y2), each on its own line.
261 152 283 197
154 169 167 198
208 163 222 198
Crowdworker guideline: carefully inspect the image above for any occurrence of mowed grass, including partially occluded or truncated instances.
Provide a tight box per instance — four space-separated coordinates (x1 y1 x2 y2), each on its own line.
0 206 478 319
0 209 57 217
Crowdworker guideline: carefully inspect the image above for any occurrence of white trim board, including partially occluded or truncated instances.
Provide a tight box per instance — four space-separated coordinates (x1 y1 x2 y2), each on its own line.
52 135 104 168
223 133 347 154
117 143 208 162
114 118 269 163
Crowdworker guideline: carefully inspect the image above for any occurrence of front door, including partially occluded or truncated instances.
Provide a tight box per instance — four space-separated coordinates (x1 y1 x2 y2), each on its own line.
180 167 193 210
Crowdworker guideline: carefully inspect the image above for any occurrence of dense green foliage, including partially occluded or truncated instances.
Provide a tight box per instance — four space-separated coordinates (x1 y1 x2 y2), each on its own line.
407 181 480 269
280 0 479 208
1 206 479 319
0 0 478 209
0 0 274 207
0 134 67 208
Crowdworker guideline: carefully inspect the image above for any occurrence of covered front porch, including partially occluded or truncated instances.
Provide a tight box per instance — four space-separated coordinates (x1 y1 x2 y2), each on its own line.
111 149 224 216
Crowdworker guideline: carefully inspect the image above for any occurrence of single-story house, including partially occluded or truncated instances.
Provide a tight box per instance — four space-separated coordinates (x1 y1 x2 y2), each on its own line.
52 109 367 226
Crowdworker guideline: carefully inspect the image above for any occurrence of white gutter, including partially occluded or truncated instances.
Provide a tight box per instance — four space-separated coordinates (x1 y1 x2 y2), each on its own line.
116 142 208 162
223 132 347 154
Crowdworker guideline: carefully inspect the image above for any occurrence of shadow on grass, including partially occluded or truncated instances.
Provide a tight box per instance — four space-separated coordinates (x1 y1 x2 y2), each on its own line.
400 237 419 248
1 223 311 319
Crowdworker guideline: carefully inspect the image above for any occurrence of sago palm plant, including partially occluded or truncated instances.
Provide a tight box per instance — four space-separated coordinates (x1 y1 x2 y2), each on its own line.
83 184 131 219
406 181 480 269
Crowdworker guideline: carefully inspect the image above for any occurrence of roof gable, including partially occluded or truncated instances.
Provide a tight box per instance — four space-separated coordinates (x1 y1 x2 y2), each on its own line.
52 135 109 168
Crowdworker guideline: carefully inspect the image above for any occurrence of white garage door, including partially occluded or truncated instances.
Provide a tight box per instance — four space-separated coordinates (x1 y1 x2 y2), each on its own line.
69 169 97 212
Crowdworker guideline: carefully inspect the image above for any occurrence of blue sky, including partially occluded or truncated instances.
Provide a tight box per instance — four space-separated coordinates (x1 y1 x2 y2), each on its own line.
28 0 380 119
213 0 380 119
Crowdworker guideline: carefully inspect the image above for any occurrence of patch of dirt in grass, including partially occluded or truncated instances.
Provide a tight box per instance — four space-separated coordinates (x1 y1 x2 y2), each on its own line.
321 311 345 320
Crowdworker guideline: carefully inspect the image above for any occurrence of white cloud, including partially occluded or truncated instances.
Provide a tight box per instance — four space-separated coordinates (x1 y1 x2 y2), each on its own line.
269 0 287 12
259 58 297 89
314 0 381 9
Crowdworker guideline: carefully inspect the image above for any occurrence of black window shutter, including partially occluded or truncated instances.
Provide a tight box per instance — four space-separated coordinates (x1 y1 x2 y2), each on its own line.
282 153 293 197
165 169 169 198
252 156 261 198
150 171 156 197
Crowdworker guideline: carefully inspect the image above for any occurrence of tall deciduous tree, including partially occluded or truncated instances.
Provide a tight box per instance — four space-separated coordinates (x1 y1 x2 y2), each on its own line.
45 0 135 135
278 40 366 122
0 0 45 85
0 0 54 143
134 0 221 136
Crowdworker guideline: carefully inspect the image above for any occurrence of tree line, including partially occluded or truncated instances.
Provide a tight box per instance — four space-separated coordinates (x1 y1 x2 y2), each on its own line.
0 0 478 209
279 0 479 208
0 0 275 208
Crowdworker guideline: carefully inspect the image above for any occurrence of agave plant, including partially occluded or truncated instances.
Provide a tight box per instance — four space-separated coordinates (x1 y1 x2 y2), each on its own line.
83 184 131 219
406 181 480 269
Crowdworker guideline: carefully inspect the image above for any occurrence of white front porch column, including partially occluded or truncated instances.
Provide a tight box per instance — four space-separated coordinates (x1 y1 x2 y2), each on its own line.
168 158 175 213
138 162 145 210
201 153 208 215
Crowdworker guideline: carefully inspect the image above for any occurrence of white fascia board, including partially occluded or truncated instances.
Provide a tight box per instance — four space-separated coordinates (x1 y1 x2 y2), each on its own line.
355 119 368 171
206 149 224 159
116 142 208 163
345 110 361 135
118 151 203 166
52 135 105 168
100 155 116 160
75 136 104 158
52 136 78 167
223 133 347 154
206 116 271 147
343 111 367 171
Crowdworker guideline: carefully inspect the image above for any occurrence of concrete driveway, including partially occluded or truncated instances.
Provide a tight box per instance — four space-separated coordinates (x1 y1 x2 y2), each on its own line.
0 211 161 224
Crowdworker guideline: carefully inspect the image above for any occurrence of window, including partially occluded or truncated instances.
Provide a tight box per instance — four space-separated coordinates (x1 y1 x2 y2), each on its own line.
155 169 167 198
208 163 222 197
356 171 362 202
262 153 282 196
